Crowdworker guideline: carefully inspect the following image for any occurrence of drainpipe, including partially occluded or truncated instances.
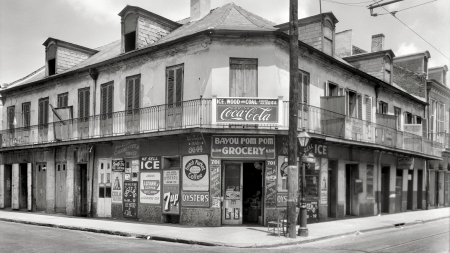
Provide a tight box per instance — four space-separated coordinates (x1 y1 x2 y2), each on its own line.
88 68 98 217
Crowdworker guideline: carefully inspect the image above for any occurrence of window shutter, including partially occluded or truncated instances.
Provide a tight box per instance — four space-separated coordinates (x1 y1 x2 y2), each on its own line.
7 107 15 129
79 89 84 118
63 94 68 107
175 67 183 104
108 84 113 117
167 69 174 104
38 100 43 126
126 79 133 111
357 94 362 119
85 89 90 119
101 85 107 115
134 77 140 110
23 103 30 127
44 99 49 124
303 74 308 104
423 118 428 139
58 95 62 108
365 96 372 122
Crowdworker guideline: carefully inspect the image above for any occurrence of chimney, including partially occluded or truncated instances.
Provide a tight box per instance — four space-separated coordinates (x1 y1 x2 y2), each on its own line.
190 0 211 22
371 34 385 52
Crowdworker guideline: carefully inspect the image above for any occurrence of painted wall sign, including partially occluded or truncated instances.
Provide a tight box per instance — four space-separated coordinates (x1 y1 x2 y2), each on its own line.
182 192 210 207
211 135 275 159
216 97 279 124
141 156 161 170
123 182 138 219
299 142 328 158
112 160 125 172
210 159 221 208
277 156 288 192
163 185 180 214
139 172 160 204
182 155 209 191
397 157 413 170
113 140 139 158
179 134 208 155
265 160 277 208
277 192 288 207
367 165 374 197
112 172 123 203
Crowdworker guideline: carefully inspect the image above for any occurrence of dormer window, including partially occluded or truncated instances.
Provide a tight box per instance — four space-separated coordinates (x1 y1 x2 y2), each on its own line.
384 56 391 83
323 20 334 56
47 44 57 76
124 13 137 52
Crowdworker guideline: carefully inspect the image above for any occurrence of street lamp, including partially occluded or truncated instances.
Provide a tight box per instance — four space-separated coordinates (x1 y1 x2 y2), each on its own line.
297 129 311 237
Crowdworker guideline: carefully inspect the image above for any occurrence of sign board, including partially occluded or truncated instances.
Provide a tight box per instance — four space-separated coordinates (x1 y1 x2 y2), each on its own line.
113 140 139 158
210 159 221 208
182 155 209 191
277 156 288 192
277 192 288 207
139 172 160 204
162 170 180 214
141 156 161 170
111 172 123 203
299 142 328 158
397 157 413 170
216 97 279 124
123 182 138 219
182 192 210 207
112 160 125 172
354 179 363 194
211 135 275 159
265 160 277 208
320 174 327 205
305 201 319 223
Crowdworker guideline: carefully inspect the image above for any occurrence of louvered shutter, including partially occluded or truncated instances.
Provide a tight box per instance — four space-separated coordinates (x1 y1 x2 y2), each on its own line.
23 103 30 127
303 74 308 104
58 95 62 108
357 94 362 119
85 89 90 119
175 67 183 104
63 94 68 107
134 77 140 110
101 85 107 115
43 99 49 124
365 96 372 122
107 84 113 118
167 69 174 104
38 100 43 126
127 79 133 112
79 89 84 118
7 106 15 130
423 118 428 139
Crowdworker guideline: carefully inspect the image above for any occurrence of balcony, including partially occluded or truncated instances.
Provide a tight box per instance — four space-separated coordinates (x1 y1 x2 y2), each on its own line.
0 99 443 158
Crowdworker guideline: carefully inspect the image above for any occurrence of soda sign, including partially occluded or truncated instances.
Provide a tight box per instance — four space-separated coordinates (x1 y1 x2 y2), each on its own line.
216 97 278 124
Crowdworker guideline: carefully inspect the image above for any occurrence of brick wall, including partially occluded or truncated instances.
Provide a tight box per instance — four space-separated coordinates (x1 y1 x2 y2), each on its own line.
137 16 173 48
335 30 352 58
56 47 91 73
395 58 424 74
352 57 384 80
352 45 367 55
393 64 426 98
298 22 322 50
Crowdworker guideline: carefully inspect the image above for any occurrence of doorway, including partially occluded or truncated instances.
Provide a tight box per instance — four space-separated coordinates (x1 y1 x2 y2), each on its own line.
407 170 413 210
76 164 88 216
381 166 390 213
97 159 112 217
3 165 12 208
222 161 264 225
345 164 358 216
19 163 28 209
36 163 47 211
395 170 403 213
417 169 423 209
328 160 337 218
55 162 67 213
435 171 439 207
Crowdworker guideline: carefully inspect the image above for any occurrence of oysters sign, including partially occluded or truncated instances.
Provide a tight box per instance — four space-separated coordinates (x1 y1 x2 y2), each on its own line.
216 98 278 124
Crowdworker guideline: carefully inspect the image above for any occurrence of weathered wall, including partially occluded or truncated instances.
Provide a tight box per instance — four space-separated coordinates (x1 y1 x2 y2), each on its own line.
298 22 322 51
137 15 173 48
395 57 425 74
393 64 426 98
335 30 352 58
56 47 91 74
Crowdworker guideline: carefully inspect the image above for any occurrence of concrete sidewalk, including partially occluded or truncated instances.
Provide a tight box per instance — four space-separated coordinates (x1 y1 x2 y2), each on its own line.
0 208 449 248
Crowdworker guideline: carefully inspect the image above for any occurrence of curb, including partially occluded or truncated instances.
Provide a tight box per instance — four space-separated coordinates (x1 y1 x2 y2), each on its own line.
1 216 449 248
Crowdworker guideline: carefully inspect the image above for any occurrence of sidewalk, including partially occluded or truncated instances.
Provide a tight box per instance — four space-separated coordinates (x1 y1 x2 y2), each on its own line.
0 208 449 248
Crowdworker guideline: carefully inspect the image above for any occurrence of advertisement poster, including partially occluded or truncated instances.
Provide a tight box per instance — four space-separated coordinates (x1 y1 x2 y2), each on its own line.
277 192 288 207
112 160 125 172
306 201 319 223
265 160 277 208
320 158 328 205
113 140 139 158
182 155 209 191
132 160 139 182
111 172 123 203
277 156 288 192
123 182 138 219
210 159 221 208
163 170 180 214
139 172 161 204
141 156 161 170
215 97 279 124
211 135 275 159
182 192 209 207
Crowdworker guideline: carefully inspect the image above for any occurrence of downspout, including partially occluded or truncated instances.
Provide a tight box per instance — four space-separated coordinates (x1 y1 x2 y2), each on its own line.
88 68 98 217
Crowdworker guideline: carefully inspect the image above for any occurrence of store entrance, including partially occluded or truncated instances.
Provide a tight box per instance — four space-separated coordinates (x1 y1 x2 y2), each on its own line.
242 162 263 224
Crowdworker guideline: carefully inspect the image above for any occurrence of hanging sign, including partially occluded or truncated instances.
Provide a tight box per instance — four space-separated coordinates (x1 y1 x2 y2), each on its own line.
123 181 138 219
141 156 161 170
182 155 209 191
397 157 413 170
211 135 275 159
112 160 125 172
139 172 161 204
216 97 279 124
299 142 328 158
112 172 123 203
163 170 180 214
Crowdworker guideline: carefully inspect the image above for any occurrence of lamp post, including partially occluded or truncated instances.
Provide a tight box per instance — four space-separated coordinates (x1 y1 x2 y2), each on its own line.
297 129 311 237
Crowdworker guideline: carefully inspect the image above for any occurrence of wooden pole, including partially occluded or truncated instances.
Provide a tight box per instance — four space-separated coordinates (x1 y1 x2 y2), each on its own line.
287 0 299 239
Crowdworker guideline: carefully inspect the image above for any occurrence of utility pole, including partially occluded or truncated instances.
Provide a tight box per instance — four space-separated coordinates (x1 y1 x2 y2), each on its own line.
287 0 299 239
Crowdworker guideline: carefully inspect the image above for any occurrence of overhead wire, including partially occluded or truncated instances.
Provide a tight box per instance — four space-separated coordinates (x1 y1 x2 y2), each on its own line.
376 0 438 15
323 0 381 7
371 0 449 61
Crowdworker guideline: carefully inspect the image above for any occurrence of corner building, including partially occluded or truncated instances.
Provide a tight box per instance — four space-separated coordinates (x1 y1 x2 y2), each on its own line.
0 1 448 227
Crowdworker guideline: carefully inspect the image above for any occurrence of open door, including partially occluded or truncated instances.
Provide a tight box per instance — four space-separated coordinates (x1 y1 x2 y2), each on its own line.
222 162 242 225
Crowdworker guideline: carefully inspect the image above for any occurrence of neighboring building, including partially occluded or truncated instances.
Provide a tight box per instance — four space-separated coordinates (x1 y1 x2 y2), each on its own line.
0 1 447 227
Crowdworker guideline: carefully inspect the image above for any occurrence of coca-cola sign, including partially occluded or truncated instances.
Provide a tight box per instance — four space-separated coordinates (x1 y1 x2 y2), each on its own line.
216 97 278 124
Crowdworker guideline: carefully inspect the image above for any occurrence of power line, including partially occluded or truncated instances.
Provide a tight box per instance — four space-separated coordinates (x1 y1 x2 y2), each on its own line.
323 0 375 7
377 0 438 15
372 0 449 60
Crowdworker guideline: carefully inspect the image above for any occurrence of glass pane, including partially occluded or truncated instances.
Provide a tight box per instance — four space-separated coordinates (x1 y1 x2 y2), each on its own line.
323 38 332 56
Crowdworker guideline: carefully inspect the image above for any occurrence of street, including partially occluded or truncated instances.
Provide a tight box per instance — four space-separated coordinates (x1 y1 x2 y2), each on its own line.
0 219 448 253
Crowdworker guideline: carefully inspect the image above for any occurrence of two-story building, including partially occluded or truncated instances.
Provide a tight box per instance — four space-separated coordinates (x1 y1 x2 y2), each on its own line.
0 1 445 227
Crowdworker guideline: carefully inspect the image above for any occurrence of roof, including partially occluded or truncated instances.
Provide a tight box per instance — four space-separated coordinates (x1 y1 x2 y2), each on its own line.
429 65 448 72
275 12 339 30
5 67 45 89
43 38 99 55
118 5 182 29
394 51 431 61
343 49 395 61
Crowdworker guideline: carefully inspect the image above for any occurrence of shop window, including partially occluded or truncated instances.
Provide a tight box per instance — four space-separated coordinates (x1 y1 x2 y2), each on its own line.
378 101 388 114
230 58 257 97
124 13 137 52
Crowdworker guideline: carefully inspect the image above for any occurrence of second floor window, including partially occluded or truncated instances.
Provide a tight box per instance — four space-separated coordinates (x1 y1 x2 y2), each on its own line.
38 97 49 127
22 102 31 128
323 20 333 56
166 65 183 105
404 112 413 124
57 92 68 108
299 70 310 105
347 90 362 119
7 106 15 131
230 58 257 97
126 75 140 112
394 107 401 130
101 82 114 117
327 82 338 96
78 88 90 120
365 96 372 122
379 101 388 114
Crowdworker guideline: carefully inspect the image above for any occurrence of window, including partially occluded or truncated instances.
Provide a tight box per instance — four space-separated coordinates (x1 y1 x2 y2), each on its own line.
47 44 56 76
57 93 68 108
166 65 183 105
7 106 15 132
437 103 445 143
347 90 361 119
101 82 114 117
429 99 436 140
416 116 422 125
299 70 310 105
22 102 31 129
378 101 388 114
384 56 391 83
323 20 333 56
327 82 338 96
404 112 413 124
124 13 137 52
78 88 90 120
38 97 49 128
230 58 257 97
126 75 140 112
394 107 401 130
365 96 372 122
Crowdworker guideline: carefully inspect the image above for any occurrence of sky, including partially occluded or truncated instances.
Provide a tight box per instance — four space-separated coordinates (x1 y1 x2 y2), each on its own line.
0 0 449 85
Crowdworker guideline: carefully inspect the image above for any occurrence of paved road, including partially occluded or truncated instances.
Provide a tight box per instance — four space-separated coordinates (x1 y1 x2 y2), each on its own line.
0 219 448 253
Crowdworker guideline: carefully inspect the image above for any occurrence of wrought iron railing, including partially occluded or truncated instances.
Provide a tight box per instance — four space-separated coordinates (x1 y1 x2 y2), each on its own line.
0 100 443 157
